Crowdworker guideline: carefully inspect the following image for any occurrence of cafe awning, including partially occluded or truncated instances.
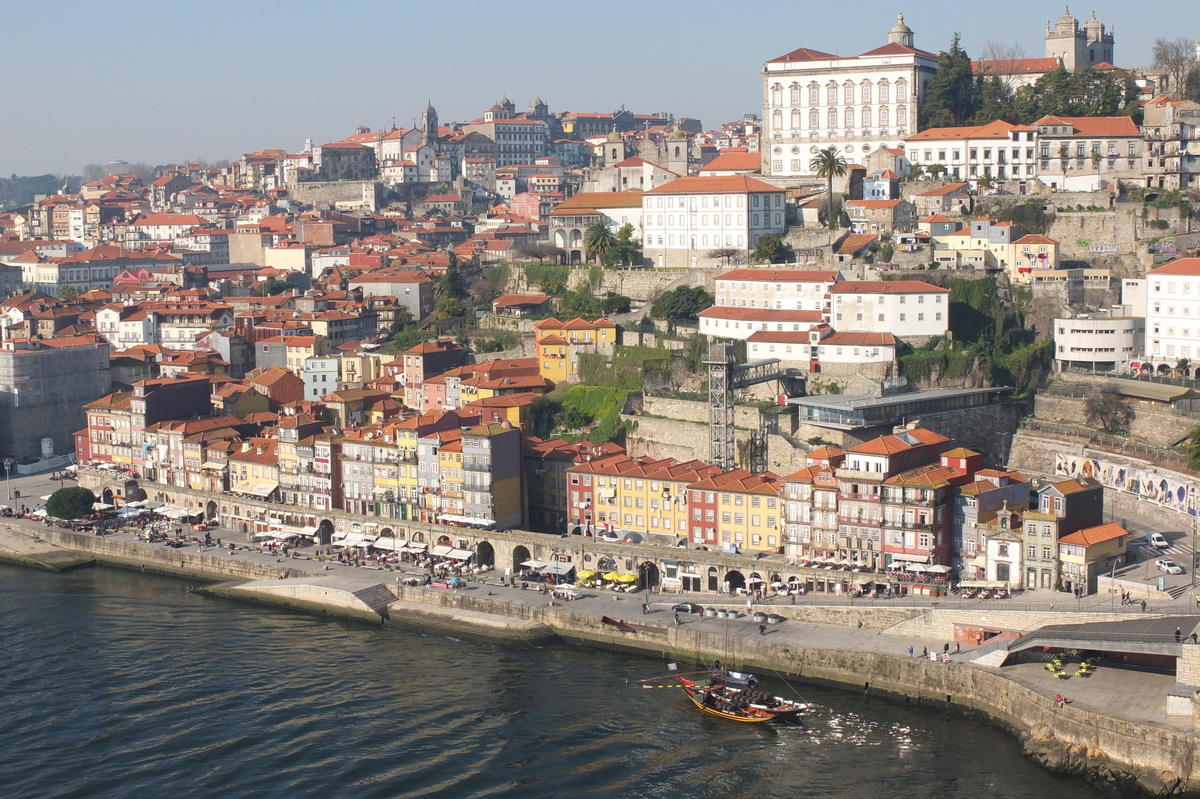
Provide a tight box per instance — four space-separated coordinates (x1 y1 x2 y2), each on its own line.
521 559 548 570
372 537 402 551
336 533 376 548
240 480 279 498
200 461 225 471
400 543 427 553
299 525 318 538
542 561 576 576
890 553 930 563
438 513 495 527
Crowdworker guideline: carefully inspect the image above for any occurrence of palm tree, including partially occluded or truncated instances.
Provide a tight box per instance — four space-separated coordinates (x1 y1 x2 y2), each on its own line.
1058 144 1070 189
583 220 616 263
1091 151 1103 190
809 147 847 230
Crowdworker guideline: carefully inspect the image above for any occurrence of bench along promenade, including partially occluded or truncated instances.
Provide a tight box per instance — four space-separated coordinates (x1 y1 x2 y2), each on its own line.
4 508 1200 797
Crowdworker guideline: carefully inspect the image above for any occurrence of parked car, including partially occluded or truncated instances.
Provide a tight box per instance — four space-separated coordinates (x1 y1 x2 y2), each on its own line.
1156 558 1184 575
1149 532 1169 549
672 602 704 614
597 531 620 542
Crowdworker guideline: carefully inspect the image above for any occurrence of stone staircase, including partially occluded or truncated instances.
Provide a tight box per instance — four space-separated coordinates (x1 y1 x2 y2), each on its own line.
352 584 395 620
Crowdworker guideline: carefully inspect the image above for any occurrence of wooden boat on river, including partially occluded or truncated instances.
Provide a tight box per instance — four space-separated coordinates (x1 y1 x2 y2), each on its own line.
678 675 811 719
678 678 773 723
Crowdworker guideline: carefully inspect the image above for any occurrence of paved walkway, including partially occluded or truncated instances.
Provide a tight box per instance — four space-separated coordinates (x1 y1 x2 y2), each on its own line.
0 513 1191 731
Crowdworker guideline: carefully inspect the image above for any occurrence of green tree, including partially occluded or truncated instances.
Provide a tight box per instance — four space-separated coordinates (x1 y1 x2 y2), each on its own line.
434 296 465 320
975 173 994 194
46 486 97 520
583 220 617 263
254 278 298 297
602 223 642 267
529 396 563 439
752 233 788 263
809 147 847 229
919 34 978 128
1188 425 1200 471
904 163 924 182
650 286 714 321
972 76 1015 124
434 260 467 304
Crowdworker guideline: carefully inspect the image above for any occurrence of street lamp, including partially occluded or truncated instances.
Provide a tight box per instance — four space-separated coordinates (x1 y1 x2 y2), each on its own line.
3 458 13 502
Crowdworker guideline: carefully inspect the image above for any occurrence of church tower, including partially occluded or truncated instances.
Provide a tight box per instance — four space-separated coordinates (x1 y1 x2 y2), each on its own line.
1045 7 1085 71
1082 11 1114 68
421 101 439 150
887 12 913 48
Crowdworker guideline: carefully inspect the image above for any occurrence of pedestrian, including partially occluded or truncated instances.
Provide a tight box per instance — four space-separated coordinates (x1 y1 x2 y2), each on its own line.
1176 626 1182 643
1054 694 1064 708
746 597 753 612
921 646 928 659
908 646 914 657
975 632 983 646
759 622 766 636
955 641 961 654
942 642 949 655
1141 599 1147 613
642 601 649 615
790 592 796 605
674 612 681 626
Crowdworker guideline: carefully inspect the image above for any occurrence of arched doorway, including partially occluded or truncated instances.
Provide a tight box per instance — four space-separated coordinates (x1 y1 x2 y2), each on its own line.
571 525 582 536
317 519 334 546
512 545 531 573
707 566 719 592
725 570 746 593
205 500 217 521
1158 363 1172 376
436 534 452 547
597 555 617 573
476 541 495 568
101 488 114 505
638 561 660 590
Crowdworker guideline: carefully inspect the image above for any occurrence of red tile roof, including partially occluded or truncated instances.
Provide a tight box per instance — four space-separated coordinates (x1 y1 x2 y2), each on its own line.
830 280 949 295
716 268 840 283
646 175 783 195
1148 258 1200 276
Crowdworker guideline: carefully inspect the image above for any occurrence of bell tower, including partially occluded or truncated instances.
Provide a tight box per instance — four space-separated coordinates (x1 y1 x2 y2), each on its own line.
421 101 439 150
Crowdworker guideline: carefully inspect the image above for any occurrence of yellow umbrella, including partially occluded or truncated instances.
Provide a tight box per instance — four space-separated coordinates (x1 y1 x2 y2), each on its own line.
577 569 594 579
616 573 638 582
602 572 620 581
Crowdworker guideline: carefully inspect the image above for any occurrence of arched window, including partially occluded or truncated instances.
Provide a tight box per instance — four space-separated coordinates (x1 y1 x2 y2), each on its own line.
897 105 907 126
770 83 782 107
790 109 801 130
896 79 908 101
790 84 801 105
844 108 854 128
843 81 855 104
880 106 889 126
809 109 819 129
861 80 872 103
879 80 890 102
826 82 838 105
827 108 837 128
862 107 872 127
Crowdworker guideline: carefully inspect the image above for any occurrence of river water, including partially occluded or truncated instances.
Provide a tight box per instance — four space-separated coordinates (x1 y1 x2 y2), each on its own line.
0 563 1106 798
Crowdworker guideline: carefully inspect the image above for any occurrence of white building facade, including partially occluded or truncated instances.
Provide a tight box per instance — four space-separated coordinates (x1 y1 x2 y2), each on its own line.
761 14 936 182
829 280 950 339
642 176 787 268
905 120 1039 189
1143 259 1200 374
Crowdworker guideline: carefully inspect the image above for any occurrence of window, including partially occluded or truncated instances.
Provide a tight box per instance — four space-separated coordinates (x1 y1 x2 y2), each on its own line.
879 83 889 102
809 84 820 104
827 85 837 104
879 107 889 126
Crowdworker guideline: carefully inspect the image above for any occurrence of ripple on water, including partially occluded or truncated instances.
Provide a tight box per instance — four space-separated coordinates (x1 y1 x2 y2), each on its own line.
0 565 1106 799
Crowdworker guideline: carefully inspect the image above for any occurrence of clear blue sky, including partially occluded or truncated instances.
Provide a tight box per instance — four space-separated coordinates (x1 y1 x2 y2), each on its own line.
2 0 1185 176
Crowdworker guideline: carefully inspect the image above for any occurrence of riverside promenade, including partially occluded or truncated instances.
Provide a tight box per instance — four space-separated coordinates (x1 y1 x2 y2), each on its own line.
2 516 1198 795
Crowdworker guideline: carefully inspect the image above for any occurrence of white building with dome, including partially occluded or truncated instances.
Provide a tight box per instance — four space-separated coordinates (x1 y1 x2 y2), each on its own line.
760 13 938 183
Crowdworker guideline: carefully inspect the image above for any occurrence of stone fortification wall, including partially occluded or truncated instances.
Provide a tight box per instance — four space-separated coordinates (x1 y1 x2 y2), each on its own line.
289 180 380 211
16 524 313 583
641 396 761 429
1033 393 1197 449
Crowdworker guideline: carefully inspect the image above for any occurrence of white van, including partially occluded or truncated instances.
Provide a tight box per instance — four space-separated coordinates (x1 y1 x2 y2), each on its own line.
1149 532 1169 549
